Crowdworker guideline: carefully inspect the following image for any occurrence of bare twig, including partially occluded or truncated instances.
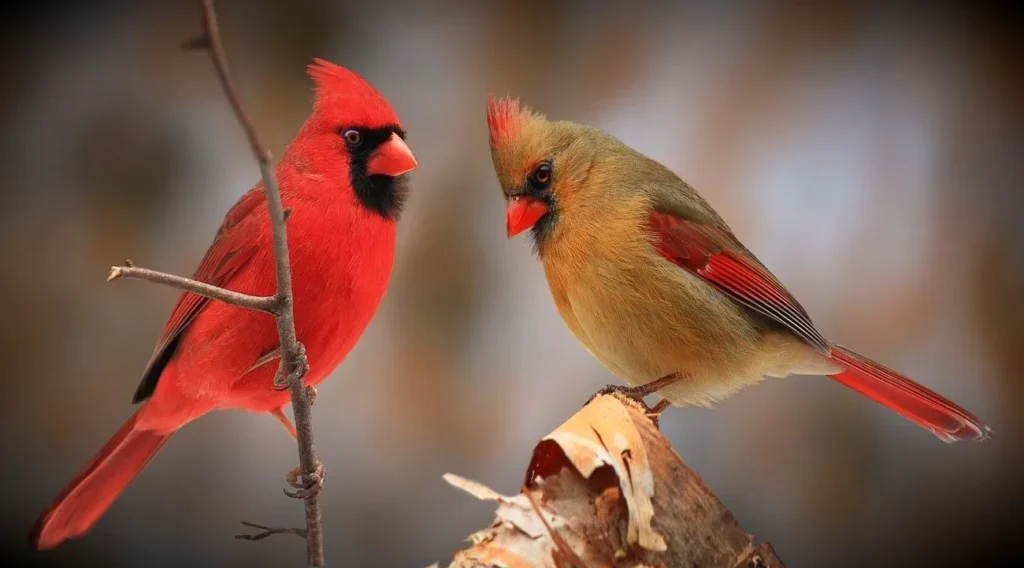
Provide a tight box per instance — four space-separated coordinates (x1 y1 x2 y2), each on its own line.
193 0 323 564
108 262 278 314
235 521 307 542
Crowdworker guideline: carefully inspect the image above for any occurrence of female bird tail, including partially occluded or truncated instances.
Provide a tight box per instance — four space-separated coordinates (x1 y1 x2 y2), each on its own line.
827 344 992 443
29 408 173 550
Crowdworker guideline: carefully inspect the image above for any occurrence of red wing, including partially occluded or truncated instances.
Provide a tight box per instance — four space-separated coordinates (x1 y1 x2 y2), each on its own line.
131 190 264 403
647 211 830 353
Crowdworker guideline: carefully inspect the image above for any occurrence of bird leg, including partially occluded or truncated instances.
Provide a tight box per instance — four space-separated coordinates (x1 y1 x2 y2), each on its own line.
649 398 673 416
270 407 297 440
644 398 675 428
244 346 281 376
285 458 326 500
267 389 315 439
586 373 684 413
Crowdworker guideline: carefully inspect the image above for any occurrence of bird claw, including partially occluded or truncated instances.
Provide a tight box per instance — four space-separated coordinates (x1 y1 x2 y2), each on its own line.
585 383 656 412
645 399 673 429
583 374 683 428
284 458 325 499
273 344 310 391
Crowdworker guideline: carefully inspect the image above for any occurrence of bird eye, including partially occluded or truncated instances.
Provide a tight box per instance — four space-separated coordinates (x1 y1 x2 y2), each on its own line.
531 162 552 187
342 129 363 147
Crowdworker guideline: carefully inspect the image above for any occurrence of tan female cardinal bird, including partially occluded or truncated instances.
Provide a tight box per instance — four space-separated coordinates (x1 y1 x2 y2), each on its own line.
486 94 991 443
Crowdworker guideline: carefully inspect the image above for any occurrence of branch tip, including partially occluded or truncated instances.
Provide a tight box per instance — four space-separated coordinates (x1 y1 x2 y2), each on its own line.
104 263 278 313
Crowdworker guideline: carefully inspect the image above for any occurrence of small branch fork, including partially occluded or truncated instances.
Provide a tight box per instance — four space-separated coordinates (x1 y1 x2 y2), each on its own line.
235 522 307 542
107 0 325 565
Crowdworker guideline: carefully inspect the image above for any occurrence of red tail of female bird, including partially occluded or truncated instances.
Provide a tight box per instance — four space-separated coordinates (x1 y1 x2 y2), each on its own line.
828 345 990 442
31 410 172 550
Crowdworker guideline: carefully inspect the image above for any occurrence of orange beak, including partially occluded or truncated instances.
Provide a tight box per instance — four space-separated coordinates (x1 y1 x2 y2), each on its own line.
366 133 418 177
506 195 549 238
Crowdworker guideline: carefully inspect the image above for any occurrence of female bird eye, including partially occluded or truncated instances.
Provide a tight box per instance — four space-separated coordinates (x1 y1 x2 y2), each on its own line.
531 162 552 186
342 129 362 147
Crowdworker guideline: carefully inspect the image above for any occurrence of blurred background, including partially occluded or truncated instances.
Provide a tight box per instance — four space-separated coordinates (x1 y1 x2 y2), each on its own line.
2 0 1021 566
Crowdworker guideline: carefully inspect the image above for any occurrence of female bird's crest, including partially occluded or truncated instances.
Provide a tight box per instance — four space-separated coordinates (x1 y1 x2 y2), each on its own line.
485 93 558 192
487 94 539 150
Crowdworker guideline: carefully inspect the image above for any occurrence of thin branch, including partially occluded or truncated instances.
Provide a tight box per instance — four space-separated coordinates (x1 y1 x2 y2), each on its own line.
235 521 307 542
195 1 324 565
191 11 269 163
108 262 278 314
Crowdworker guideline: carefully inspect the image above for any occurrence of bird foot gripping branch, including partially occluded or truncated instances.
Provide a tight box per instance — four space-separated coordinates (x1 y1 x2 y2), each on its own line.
584 373 684 427
273 343 310 391
286 458 326 500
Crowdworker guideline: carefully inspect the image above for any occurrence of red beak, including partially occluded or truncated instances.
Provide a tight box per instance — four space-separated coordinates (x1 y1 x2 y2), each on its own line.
506 196 549 238
366 133 417 177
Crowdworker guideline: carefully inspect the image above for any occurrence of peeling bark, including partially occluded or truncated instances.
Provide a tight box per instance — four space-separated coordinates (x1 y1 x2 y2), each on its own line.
441 394 786 568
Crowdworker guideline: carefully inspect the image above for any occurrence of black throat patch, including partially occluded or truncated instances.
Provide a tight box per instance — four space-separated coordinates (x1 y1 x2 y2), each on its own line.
512 181 556 256
348 126 410 221
529 197 556 255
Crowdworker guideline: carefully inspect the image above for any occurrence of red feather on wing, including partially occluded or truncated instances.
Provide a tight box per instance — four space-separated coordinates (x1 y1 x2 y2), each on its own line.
647 211 830 353
647 210 991 442
132 190 264 403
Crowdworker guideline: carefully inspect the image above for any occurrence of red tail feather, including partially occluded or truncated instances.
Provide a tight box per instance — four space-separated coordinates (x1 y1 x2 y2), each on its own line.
828 345 991 442
29 409 173 550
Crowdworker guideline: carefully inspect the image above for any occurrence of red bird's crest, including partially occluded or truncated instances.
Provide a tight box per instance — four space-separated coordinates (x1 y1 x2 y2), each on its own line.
487 93 530 149
307 57 370 93
305 58 398 127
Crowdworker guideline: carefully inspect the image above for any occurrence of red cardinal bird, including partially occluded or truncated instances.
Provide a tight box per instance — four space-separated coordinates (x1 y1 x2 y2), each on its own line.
29 59 418 550
486 94 991 443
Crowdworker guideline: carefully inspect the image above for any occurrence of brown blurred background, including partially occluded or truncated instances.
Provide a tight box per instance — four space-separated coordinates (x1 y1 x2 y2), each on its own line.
2 1 1021 566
